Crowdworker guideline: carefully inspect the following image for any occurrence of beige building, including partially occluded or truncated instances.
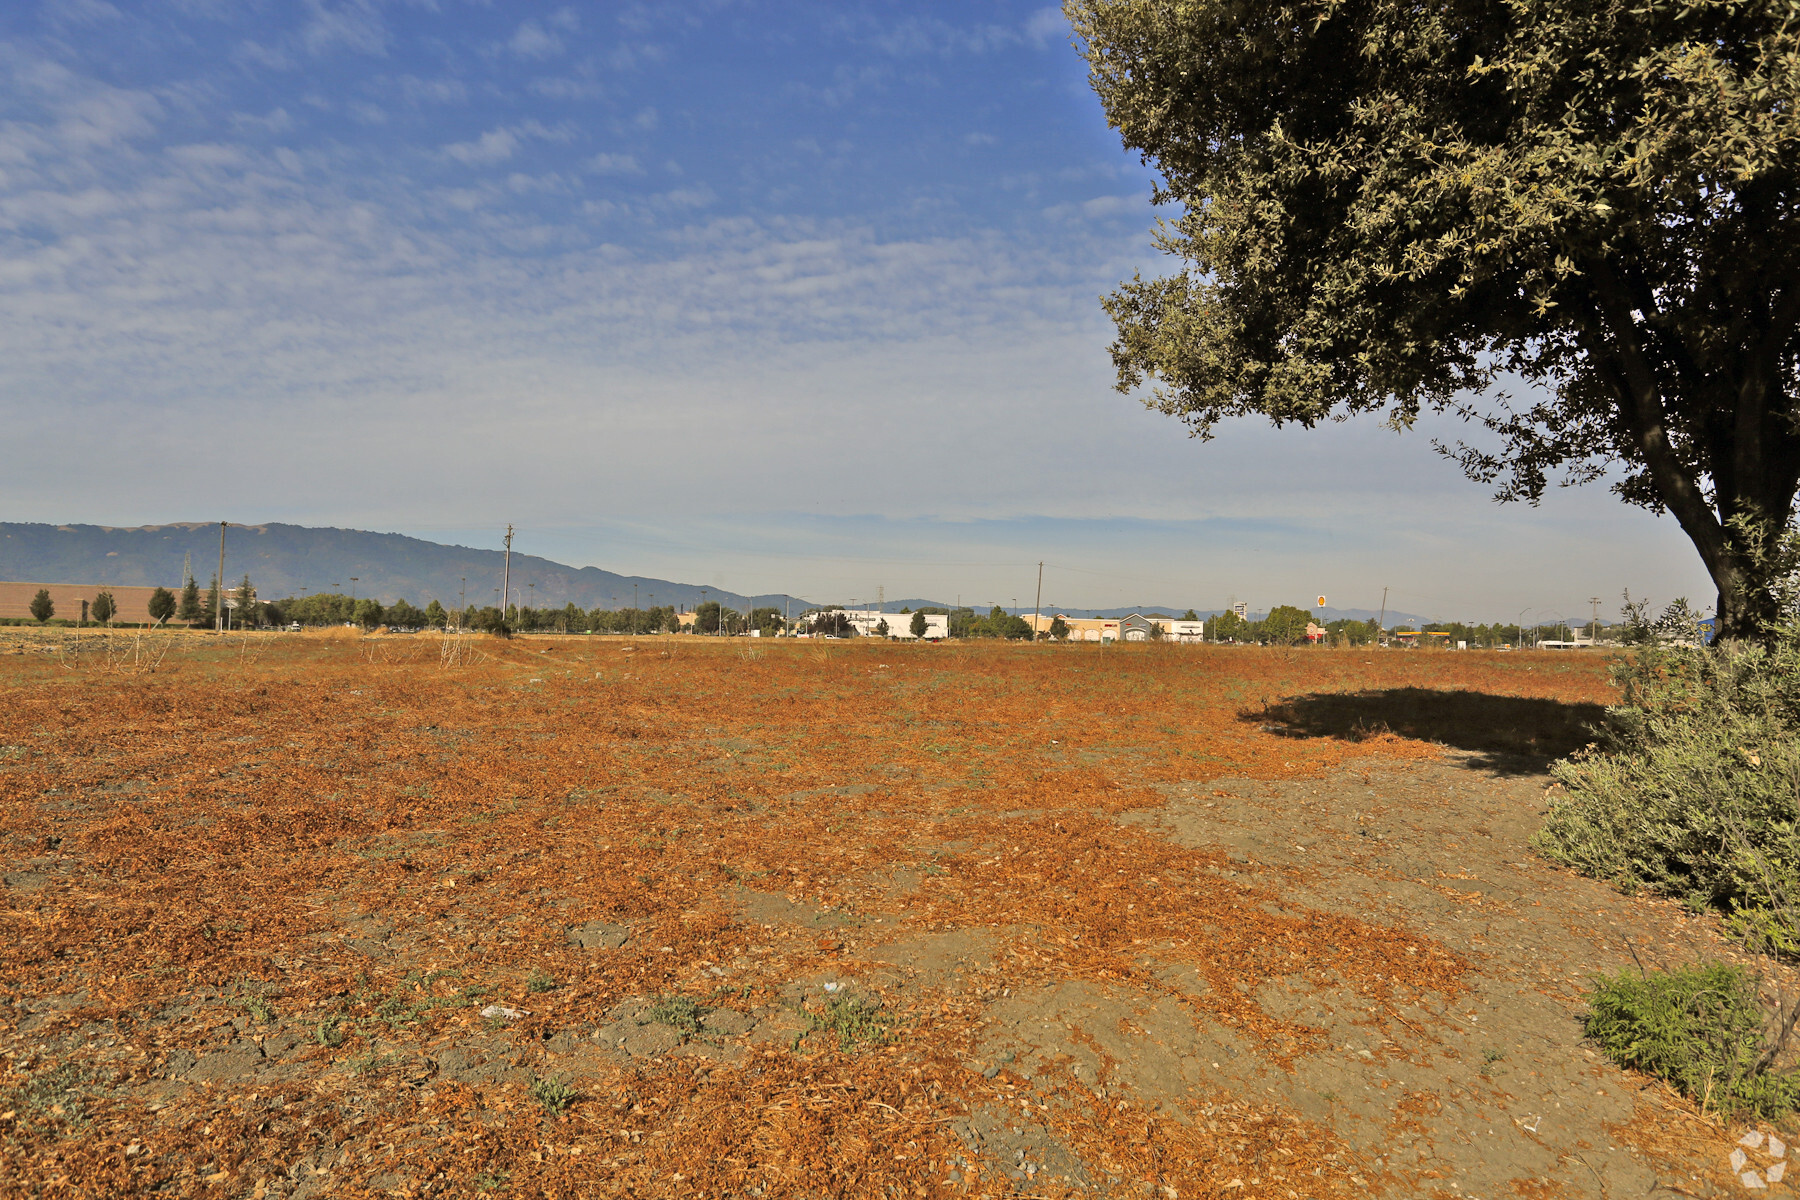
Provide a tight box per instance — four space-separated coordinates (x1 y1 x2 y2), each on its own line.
0 581 167 624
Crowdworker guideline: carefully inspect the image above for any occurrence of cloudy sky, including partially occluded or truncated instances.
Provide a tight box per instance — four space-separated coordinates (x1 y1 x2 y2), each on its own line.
0 0 1714 620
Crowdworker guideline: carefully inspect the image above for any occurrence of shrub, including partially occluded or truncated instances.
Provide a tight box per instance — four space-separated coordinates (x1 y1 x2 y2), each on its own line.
1533 601 1800 938
803 994 892 1049
642 995 706 1035
1585 963 1800 1118
529 1072 575 1116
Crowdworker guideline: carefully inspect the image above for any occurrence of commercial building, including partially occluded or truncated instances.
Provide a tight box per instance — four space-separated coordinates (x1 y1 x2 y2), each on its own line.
1026 614 1205 643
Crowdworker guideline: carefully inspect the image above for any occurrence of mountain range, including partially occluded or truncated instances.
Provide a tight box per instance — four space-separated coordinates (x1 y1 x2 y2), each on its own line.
0 522 805 615
0 522 1431 624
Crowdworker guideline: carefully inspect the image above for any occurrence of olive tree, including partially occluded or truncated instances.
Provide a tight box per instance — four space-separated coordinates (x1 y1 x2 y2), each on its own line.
1069 0 1800 639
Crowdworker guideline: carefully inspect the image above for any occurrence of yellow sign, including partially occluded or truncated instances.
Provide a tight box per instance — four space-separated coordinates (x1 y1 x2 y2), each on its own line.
1316 595 1327 608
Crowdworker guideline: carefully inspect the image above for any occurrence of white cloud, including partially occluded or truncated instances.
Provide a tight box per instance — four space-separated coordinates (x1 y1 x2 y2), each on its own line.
43 0 124 29
508 19 564 59
397 76 468 106
440 121 568 166
586 152 643 175
230 108 295 135
232 40 294 71
301 0 388 57
1025 8 1069 48
529 76 604 101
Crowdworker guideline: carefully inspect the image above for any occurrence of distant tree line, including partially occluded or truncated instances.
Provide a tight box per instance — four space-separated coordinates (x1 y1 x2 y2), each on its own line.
12 574 1601 650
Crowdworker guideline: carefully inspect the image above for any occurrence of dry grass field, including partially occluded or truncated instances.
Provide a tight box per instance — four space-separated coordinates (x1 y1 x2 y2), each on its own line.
0 630 1774 1198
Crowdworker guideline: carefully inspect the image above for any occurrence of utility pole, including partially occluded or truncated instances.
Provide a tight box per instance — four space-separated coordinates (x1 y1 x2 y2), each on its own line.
1377 586 1388 645
501 524 513 614
633 584 639 634
1589 596 1602 643
216 521 227 633
1032 561 1043 642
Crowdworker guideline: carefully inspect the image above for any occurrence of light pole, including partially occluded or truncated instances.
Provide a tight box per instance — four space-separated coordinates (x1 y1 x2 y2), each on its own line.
1517 607 1533 650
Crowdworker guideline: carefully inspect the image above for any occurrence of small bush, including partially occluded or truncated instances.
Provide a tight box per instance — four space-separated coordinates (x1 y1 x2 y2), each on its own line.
526 968 558 994
529 1073 576 1116
1585 963 1800 1118
1533 600 1800 941
804 994 893 1049
642 995 706 1035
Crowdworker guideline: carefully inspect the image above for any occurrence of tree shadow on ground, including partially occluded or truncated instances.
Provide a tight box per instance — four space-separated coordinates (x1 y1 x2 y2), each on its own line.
1244 687 1610 774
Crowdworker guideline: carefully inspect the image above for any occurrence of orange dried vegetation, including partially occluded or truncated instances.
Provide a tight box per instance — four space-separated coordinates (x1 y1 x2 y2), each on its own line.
0 634 1616 1197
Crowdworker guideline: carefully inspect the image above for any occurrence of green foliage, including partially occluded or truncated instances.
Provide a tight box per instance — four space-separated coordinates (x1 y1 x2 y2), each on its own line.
354 597 384 629
28 588 53 623
423 599 447 628
1069 0 1800 639
469 606 510 636
808 609 854 637
1585 964 1800 1118
176 577 200 622
642 995 707 1035
90 591 115 624
233 576 256 627
803 994 893 1049
526 968 559 994
529 1073 576 1116
352 971 488 1034
1533 614 1800 932
963 606 1033 640
910 609 930 639
1259 605 1313 646
147 586 176 624
1209 609 1250 642
1048 614 1070 640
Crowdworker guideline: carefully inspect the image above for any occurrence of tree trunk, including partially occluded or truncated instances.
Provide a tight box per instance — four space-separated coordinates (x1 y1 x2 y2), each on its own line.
1709 527 1789 644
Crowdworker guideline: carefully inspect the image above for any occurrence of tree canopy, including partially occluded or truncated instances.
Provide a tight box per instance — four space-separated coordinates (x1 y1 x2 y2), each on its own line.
28 589 53 623
147 587 175 625
1069 0 1800 638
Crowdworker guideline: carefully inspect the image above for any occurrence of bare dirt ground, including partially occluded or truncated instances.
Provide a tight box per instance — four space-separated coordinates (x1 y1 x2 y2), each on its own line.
0 629 1784 1198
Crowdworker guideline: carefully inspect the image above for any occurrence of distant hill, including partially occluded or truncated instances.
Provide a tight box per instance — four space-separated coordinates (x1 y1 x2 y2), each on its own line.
0 522 1437 626
0 522 812 615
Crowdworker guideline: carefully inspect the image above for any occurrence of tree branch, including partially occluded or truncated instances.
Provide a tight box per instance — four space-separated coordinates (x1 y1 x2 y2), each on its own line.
1586 261 1729 574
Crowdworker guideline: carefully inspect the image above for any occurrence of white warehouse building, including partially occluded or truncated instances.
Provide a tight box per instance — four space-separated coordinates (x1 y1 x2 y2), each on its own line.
832 608 949 639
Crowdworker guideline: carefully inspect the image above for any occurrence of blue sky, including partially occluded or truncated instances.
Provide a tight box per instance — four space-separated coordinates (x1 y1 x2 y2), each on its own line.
0 0 1714 620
